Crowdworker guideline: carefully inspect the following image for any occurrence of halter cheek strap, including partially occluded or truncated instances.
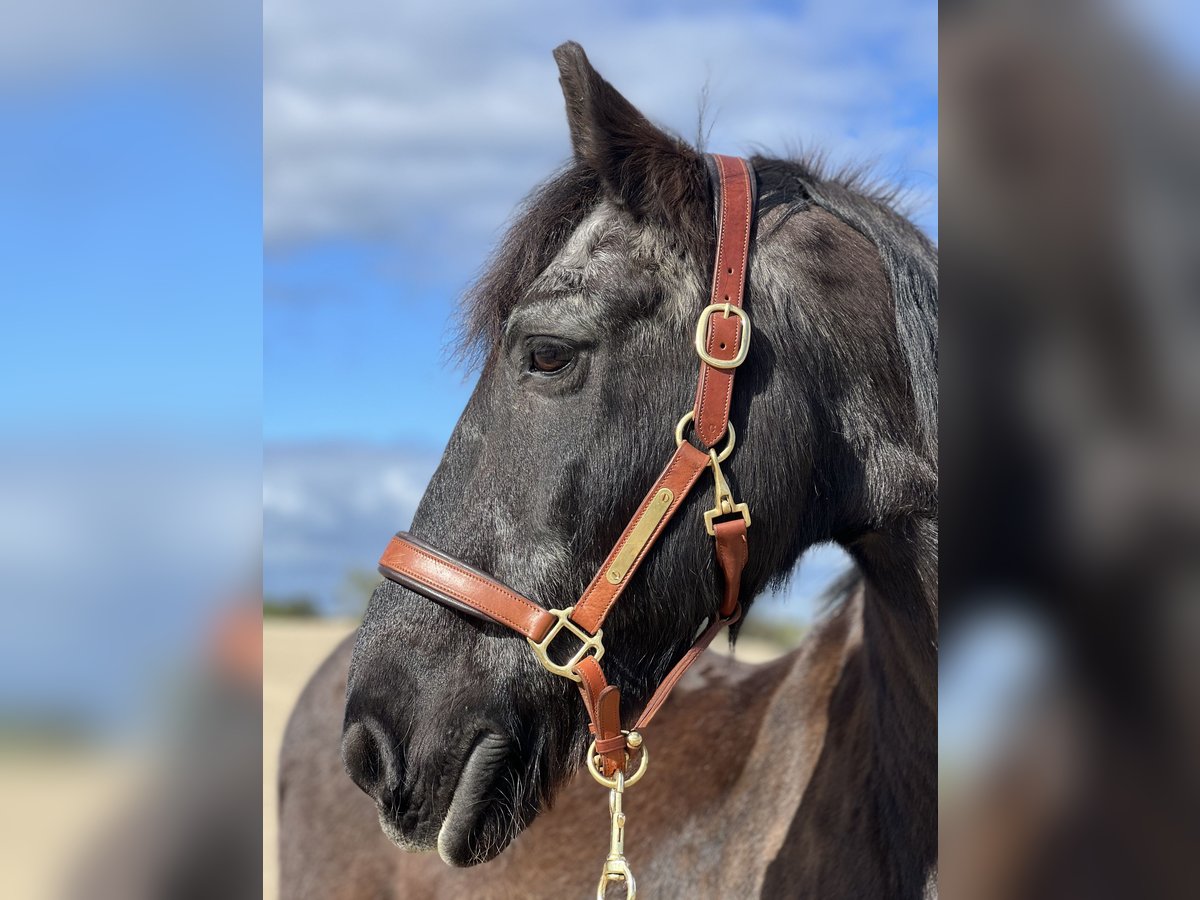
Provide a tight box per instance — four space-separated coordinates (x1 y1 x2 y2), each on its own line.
377 154 755 780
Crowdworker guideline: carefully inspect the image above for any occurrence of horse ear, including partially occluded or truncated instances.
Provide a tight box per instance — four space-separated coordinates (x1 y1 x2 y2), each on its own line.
553 41 707 224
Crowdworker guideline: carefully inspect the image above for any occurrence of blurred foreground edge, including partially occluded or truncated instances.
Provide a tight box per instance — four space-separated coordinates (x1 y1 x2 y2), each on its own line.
940 2 1200 898
61 598 262 900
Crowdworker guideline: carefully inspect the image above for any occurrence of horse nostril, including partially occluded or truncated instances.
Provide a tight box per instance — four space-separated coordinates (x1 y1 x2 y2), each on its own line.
342 718 399 799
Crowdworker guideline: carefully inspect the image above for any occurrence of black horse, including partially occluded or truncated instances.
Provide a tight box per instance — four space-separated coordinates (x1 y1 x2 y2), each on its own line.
280 41 937 898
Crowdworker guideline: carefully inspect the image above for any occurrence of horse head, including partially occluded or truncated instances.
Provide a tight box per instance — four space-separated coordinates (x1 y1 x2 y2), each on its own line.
342 41 936 868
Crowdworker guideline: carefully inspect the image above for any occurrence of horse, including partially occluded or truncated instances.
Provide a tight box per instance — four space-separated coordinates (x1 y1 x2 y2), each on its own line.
278 41 937 899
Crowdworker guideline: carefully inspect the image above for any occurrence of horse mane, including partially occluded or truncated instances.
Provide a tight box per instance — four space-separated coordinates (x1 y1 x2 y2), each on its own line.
752 155 939 458
457 155 938 464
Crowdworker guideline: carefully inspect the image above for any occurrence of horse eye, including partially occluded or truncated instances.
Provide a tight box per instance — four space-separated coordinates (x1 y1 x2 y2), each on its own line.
529 342 574 374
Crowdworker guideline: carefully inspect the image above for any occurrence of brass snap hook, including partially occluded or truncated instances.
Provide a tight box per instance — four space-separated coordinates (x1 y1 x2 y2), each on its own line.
703 449 751 536
598 857 635 900
596 770 637 900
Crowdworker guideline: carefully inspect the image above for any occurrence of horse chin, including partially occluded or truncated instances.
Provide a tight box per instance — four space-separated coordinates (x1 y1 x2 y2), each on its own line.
434 731 515 867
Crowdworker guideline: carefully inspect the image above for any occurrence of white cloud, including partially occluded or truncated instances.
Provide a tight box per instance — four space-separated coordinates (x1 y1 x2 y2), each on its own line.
262 443 439 608
0 0 253 85
265 0 938 252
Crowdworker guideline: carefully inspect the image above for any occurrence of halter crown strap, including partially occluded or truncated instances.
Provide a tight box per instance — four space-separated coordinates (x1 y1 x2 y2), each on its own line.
694 154 755 446
377 154 755 776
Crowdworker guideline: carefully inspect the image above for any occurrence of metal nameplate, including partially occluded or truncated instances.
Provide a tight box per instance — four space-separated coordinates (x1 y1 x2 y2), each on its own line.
605 488 674 584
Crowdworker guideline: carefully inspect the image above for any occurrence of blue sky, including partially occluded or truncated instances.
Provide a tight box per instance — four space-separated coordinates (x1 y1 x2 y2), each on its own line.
1 3 261 732
1 80 261 434
2 2 261 436
263 0 938 446
0 0 940 502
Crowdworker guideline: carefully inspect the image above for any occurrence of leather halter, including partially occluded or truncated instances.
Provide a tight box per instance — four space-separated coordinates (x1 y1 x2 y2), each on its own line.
377 154 756 780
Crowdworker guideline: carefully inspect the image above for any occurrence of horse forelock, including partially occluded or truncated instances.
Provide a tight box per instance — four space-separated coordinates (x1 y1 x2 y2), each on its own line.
753 155 939 459
456 164 602 367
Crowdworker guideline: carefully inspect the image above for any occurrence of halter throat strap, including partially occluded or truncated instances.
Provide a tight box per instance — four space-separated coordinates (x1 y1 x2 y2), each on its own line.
377 154 756 777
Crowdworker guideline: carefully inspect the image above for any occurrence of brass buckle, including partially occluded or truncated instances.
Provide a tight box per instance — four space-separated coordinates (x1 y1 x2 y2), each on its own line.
526 606 603 682
694 302 751 369
703 449 751 536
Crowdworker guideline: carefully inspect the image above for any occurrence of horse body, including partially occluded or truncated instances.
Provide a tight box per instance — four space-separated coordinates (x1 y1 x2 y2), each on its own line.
283 595 847 898
279 41 936 898
281 576 934 898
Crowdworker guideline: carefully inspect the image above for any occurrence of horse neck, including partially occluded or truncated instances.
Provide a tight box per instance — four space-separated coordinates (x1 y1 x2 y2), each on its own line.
787 513 936 897
711 514 937 897
842 515 938 886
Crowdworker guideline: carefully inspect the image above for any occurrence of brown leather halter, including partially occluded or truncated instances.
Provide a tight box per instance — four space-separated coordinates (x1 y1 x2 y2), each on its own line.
376 154 755 896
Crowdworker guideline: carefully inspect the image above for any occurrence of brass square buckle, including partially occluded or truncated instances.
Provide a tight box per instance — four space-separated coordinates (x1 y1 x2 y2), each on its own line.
703 499 752 537
527 606 604 682
694 302 751 369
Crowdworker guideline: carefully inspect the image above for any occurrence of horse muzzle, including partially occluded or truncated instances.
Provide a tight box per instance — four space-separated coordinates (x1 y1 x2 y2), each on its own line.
342 712 516 865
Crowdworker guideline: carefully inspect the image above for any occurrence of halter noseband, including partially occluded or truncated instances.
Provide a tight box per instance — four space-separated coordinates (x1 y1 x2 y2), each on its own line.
376 155 756 897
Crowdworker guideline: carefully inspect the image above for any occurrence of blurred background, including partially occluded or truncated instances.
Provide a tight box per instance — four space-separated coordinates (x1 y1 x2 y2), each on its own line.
0 0 262 898
940 1 1200 897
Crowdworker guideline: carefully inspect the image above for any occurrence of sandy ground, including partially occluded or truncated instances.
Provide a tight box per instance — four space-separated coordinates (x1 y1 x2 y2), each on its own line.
0 617 357 900
0 748 137 900
261 618 787 899
263 617 358 900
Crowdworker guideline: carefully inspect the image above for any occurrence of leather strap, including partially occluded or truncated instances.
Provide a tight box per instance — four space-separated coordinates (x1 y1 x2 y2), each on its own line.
634 519 747 730
575 655 625 776
570 441 711 635
693 155 754 447
713 518 749 619
575 526 745 777
634 605 741 731
379 533 555 642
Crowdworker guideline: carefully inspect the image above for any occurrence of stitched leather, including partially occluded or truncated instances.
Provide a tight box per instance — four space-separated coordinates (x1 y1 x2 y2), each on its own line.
633 518 747 729
594 685 625 776
576 656 607 723
633 605 741 730
594 730 627 754
575 658 625 776
378 533 555 641
713 518 749 618
693 154 754 447
570 441 711 635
